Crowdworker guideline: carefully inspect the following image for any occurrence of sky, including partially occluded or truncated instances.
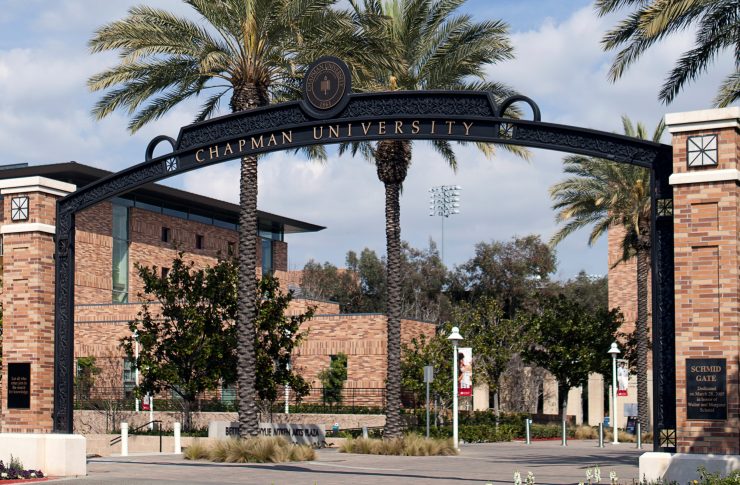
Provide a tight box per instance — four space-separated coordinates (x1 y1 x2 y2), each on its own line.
0 0 734 279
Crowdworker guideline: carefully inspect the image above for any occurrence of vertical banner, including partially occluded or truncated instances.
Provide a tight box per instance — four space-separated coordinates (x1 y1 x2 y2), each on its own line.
458 348 473 397
617 359 629 397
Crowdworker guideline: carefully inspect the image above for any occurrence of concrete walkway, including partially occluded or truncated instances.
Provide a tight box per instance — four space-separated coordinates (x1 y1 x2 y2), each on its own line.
55 440 649 485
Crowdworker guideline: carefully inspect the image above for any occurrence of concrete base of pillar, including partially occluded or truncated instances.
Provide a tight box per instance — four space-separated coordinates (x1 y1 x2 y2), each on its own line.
640 452 740 482
0 433 86 477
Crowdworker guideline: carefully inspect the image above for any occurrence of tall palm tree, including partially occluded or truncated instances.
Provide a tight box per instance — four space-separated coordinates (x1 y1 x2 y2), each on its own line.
549 116 665 432
345 0 525 438
596 0 739 107
88 0 358 437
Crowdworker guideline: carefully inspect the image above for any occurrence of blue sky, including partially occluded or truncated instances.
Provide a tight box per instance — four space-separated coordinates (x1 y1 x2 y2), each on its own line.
0 1 734 279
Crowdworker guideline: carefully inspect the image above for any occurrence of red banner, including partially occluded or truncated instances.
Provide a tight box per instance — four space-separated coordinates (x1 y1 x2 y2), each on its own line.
458 347 473 397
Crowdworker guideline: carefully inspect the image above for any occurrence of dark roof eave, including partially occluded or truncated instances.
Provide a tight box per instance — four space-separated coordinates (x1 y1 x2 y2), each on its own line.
0 162 325 233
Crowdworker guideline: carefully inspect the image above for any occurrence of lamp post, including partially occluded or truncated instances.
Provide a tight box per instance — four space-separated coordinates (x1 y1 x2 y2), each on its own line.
429 185 461 264
608 342 620 444
285 362 291 415
133 330 140 413
447 326 463 449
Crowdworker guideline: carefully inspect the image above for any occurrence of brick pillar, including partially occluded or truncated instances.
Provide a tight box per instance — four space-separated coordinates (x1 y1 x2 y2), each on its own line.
667 107 740 454
0 176 75 432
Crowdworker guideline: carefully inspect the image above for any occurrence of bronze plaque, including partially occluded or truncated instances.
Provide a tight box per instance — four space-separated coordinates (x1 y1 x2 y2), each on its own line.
686 358 727 420
8 363 31 409
303 57 350 114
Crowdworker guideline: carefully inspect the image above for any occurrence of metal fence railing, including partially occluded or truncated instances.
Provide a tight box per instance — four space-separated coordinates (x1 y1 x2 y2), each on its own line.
74 385 421 414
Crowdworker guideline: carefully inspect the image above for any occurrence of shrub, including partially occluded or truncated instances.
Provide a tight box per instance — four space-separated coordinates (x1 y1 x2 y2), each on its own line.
696 466 740 485
573 425 598 440
184 436 315 463
339 435 457 456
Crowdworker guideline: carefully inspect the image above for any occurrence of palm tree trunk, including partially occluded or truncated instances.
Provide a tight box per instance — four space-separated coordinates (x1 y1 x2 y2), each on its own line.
635 240 650 432
384 180 403 438
236 153 260 437
231 82 269 438
375 140 410 439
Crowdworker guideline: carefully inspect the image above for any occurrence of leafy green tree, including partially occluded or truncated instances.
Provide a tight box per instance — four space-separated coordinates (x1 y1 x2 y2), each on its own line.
522 295 623 422
75 357 102 400
549 116 664 431
545 271 608 315
123 254 239 430
301 241 448 321
401 333 452 421
450 235 556 318
319 353 348 407
89 0 358 437
447 297 531 415
399 240 449 324
123 254 312 430
254 276 314 408
596 0 738 107
347 249 387 313
300 249 386 313
346 0 521 437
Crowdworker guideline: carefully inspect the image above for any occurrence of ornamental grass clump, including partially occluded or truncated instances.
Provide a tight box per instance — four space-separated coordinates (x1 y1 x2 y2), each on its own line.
184 436 315 463
339 435 457 456
183 441 210 460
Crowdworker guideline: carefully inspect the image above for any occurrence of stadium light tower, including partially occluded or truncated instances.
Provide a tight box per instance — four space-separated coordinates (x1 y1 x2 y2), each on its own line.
429 185 461 264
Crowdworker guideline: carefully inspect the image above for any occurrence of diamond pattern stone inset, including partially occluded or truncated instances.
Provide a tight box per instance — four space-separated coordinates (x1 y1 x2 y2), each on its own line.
687 134 718 167
11 196 29 221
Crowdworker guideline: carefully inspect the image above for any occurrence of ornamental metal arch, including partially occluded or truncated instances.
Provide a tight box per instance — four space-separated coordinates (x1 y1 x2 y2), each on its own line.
52 87 676 451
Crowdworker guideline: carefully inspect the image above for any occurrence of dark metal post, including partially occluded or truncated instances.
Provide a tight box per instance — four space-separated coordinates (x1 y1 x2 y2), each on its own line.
53 206 75 433
650 152 677 452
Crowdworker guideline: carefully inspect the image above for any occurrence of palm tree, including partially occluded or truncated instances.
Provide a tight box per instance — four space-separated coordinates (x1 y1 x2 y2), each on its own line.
596 0 739 107
345 0 525 438
549 116 665 432
88 0 358 437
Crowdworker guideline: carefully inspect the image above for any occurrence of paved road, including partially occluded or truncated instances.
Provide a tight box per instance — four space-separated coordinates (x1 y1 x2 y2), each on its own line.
55 440 649 485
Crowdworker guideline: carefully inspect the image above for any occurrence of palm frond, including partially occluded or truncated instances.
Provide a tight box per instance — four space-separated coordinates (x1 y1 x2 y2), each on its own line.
714 70 740 108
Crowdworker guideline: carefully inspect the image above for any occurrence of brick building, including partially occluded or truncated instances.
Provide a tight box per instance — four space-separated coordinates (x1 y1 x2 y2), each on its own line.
0 162 434 426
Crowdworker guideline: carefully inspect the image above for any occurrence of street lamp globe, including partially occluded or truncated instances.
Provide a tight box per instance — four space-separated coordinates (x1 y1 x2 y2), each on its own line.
447 326 463 345
608 342 620 356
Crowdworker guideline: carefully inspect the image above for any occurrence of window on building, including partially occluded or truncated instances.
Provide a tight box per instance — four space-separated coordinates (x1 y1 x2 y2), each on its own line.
196 234 204 250
161 267 169 280
112 204 130 303
161 226 171 243
261 238 273 274
221 383 237 404
123 358 136 398
227 241 235 257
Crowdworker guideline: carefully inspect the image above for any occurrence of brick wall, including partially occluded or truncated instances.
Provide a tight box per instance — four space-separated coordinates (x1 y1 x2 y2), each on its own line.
293 314 435 389
0 190 61 432
670 111 740 454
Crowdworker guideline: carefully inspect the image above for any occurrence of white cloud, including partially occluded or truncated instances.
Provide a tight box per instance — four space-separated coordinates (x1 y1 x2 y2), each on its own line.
1 2 734 279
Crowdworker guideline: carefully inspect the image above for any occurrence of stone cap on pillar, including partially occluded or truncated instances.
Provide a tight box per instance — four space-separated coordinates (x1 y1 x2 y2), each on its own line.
0 176 76 197
0 176 76 233
665 106 740 134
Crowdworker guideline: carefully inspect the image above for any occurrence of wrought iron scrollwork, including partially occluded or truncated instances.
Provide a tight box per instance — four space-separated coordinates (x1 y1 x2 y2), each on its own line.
53 89 675 433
